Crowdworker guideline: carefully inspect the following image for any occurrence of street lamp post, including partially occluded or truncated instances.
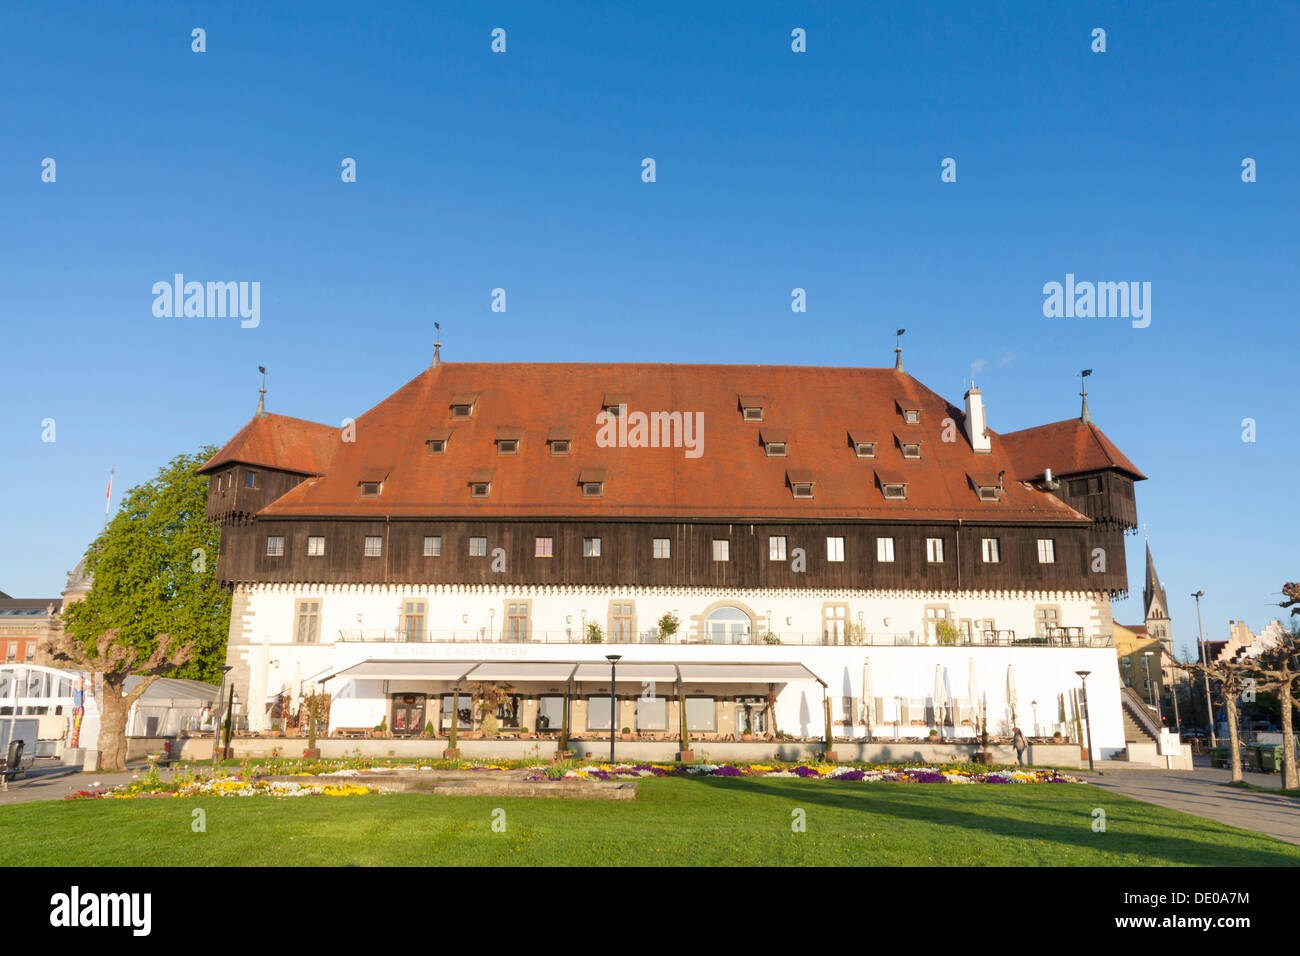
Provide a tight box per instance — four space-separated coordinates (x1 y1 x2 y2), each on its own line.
606 654 621 762
1167 647 1182 736
1075 670 1095 771
1192 590 1216 747
1031 700 1039 738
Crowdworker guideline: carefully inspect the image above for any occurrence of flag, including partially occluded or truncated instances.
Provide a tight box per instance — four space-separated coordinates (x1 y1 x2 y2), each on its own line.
105 468 114 516
1081 368 1092 377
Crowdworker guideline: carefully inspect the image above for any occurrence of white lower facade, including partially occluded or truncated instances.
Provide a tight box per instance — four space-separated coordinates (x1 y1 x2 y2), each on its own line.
224 583 1125 758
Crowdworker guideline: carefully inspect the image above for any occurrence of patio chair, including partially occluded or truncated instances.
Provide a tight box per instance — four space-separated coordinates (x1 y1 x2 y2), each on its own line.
1 740 25 782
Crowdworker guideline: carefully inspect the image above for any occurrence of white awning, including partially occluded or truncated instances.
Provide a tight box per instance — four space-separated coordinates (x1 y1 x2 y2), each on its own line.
323 661 477 683
466 662 579 683
572 662 679 683
676 662 825 686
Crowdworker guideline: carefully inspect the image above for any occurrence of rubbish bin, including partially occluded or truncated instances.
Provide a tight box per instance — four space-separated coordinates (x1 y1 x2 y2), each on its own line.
1210 746 1230 769
1259 745 1283 773
1247 744 1264 771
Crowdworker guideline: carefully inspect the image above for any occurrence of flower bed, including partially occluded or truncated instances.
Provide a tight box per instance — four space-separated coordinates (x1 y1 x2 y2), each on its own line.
66 772 375 800
520 762 1079 784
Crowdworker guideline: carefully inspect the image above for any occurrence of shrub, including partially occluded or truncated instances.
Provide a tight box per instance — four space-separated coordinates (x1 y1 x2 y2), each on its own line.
586 621 604 643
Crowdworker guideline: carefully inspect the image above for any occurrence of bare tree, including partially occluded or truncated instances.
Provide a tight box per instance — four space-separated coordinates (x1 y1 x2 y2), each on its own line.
47 626 194 772
1254 638 1300 790
1175 657 1252 782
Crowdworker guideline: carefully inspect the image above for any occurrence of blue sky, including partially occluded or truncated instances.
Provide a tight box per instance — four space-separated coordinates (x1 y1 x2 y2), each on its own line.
1 1 1295 654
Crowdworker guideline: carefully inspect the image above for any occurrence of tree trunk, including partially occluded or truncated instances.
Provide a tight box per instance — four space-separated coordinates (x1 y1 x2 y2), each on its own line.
1281 681 1298 791
97 679 131 772
1224 690 1243 783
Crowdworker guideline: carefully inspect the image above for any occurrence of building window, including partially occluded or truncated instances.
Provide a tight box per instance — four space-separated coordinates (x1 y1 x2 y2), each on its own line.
902 408 921 424
765 441 787 457
496 439 519 455
1037 538 1056 564
735 695 767 735
402 601 426 642
855 442 875 458
359 481 381 497
742 406 763 422
363 536 383 557
24 643 34 662
769 536 787 561
901 442 921 459
470 481 490 498
977 485 999 501
882 483 907 500
423 535 441 557
245 471 258 489
926 538 944 563
924 606 951 643
712 539 730 562
505 602 530 641
610 601 635 643
5 644 15 662
586 696 613 731
636 696 669 731
294 600 321 643
684 697 717 732
549 439 570 456
426 439 446 455
306 536 325 557
469 537 487 557
653 538 671 559
536 696 566 733
823 604 847 643
440 695 472 731
791 482 814 499
535 537 553 557
450 400 474 419
584 537 602 557
1035 606 1061 636
582 481 604 497
981 537 1000 563
827 537 845 562
876 537 895 562
265 535 285 557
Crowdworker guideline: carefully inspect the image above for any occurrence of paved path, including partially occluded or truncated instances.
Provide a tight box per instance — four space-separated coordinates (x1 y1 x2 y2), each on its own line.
1085 765 1300 845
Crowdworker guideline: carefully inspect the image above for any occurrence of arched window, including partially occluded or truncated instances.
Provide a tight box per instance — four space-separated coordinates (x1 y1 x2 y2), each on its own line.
705 606 752 645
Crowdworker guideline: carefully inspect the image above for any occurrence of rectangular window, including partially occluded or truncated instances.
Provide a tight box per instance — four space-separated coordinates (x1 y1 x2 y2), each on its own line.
583 537 601 557
469 537 487 557
684 697 716 732
536 695 566 733
24 643 34 662
450 404 472 420
359 481 381 497
535 536 553 557
926 538 944 563
441 694 472 731
582 481 604 497
742 406 763 422
823 604 847 644
826 537 845 562
506 602 530 642
855 442 875 458
496 439 518 455
981 537 1000 563
470 482 490 498
791 482 814 499
306 536 325 557
636 696 669 731
652 538 671 559
402 601 426 642
901 443 921 459
426 439 446 455
712 539 730 562
423 535 441 557
882 483 907 500
977 485 999 501
1037 538 1056 564
245 471 258 489
294 600 321 644
363 536 383 557
265 535 285 556
611 602 634 643
903 409 920 424
876 537 895 562
5 644 15 662
765 441 787 457
586 696 613 731
769 536 787 561
549 439 570 455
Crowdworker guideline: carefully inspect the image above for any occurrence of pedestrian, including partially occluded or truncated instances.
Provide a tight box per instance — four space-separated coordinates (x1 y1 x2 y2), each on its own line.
1013 726 1028 766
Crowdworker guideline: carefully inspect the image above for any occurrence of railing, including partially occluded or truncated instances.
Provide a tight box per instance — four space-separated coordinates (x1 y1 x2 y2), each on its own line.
335 628 1113 648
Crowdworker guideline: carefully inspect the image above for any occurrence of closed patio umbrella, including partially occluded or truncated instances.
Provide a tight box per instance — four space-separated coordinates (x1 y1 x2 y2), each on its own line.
933 664 947 740
1006 664 1018 726
860 658 875 739
967 658 979 735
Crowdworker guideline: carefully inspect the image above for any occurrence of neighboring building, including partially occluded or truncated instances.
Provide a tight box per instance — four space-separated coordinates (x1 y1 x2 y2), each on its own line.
1210 618 1287 665
1114 622 1166 708
0 591 61 667
198 354 1146 757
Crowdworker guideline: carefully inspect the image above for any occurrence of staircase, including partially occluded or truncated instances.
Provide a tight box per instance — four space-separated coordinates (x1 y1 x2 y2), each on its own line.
1119 686 1162 746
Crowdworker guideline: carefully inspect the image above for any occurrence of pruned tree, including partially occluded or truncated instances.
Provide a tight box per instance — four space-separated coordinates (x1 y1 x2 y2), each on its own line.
47 627 194 771
1254 620 1300 791
1175 656 1253 782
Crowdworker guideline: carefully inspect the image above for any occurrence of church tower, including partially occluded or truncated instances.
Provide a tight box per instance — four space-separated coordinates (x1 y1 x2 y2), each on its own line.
1142 543 1176 685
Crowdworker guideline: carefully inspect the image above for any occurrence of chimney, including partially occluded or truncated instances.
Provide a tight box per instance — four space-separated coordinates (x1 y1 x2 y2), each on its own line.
964 387 991 453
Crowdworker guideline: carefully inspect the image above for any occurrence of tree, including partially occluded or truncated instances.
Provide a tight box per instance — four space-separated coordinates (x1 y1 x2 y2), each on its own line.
58 447 229 683
47 628 193 771
1254 600 1300 791
1176 656 1252 782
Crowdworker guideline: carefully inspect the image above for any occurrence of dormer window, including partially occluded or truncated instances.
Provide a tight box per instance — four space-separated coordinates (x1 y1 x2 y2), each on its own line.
786 470 815 499
896 434 922 459
739 395 766 422
359 481 382 497
903 409 920 424
766 442 787 457
469 469 492 498
426 428 451 455
496 439 518 455
550 439 570 455
882 483 907 500
855 442 875 458
896 399 921 424
548 427 573 455
761 429 788 457
968 473 1002 502
449 392 479 420
977 485 999 501
602 392 630 418
579 468 606 497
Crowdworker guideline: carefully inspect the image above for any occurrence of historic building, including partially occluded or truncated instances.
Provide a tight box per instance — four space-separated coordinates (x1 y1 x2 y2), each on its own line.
199 352 1145 756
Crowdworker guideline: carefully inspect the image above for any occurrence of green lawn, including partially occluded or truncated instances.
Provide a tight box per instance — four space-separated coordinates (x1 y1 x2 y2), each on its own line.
1 777 1293 866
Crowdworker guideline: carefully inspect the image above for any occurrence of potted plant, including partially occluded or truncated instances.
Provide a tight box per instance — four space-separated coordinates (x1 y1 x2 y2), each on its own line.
420 720 434 739
302 692 322 760
657 612 680 644
928 729 939 740
1052 730 1063 743
586 621 604 643
519 726 532 740
761 632 781 645
971 704 994 764
372 719 387 739
620 726 633 741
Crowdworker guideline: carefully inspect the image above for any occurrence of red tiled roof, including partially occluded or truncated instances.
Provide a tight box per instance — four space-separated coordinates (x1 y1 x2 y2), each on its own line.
198 413 339 476
254 364 1099 522
999 419 1146 481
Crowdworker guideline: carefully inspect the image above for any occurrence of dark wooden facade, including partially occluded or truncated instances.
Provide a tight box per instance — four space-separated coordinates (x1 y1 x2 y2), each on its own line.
206 463 313 522
1048 470 1138 532
212 515 1129 594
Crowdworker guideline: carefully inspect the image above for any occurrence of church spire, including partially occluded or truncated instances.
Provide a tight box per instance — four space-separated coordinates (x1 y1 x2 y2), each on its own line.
1143 541 1167 621
255 365 267 419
